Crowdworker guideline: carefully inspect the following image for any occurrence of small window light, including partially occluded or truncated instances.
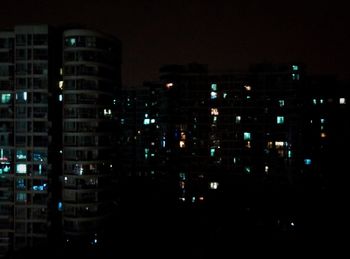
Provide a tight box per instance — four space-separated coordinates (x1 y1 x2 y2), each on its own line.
278 100 285 107
179 141 185 148
59 94 63 102
209 182 219 190
304 159 312 165
339 98 346 104
59 81 64 89
166 83 173 89
236 116 241 123
292 65 299 71
211 108 219 115
210 91 217 99
211 83 217 91
321 132 326 138
243 132 251 141
244 85 251 91
277 116 284 124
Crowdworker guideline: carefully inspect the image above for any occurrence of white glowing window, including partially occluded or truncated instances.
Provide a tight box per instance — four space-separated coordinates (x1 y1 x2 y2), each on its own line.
339 98 346 104
321 132 326 138
179 141 185 148
59 81 64 89
211 108 219 115
235 116 241 124
320 118 325 124
244 85 251 91
144 119 150 125
244 166 251 174
210 91 217 99
211 83 217 91
223 92 227 99
59 94 63 102
278 100 285 107
265 166 269 173
275 141 284 147
104 109 112 116
277 116 284 124
16 164 27 174
151 119 155 123
210 148 215 157
243 132 251 141
166 83 173 89
209 182 219 190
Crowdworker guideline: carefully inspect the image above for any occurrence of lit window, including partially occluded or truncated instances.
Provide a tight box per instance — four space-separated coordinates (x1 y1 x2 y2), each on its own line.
235 116 241 124
179 172 186 180
104 109 112 116
143 119 150 125
209 182 219 190
211 108 219 115
265 166 269 173
210 148 215 157
277 116 284 124
339 98 346 104
275 141 284 147
16 150 27 160
58 202 63 211
244 166 251 174
243 132 251 141
166 83 173 89
320 99 324 104
16 164 27 174
292 65 299 71
60 68 63 76
211 83 217 91
278 100 285 107
59 94 63 102
151 119 155 123
288 150 292 158
246 95 251 99
59 81 64 89
223 92 227 99
292 74 300 80
320 118 325 124
313 99 317 105
321 132 326 138
210 91 217 99
213 116 217 123
144 148 149 159
1 93 11 104
304 159 312 165
244 85 251 91
179 141 185 148
16 192 27 202
246 141 251 148
16 92 27 102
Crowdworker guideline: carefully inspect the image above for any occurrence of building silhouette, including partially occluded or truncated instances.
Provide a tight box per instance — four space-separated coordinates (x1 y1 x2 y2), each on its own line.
0 25 121 256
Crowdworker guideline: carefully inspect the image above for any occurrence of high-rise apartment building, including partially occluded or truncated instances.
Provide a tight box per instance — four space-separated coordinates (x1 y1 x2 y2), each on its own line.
0 25 121 256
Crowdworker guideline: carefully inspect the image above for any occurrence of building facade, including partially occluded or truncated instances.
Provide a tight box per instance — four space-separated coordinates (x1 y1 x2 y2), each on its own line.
0 25 121 256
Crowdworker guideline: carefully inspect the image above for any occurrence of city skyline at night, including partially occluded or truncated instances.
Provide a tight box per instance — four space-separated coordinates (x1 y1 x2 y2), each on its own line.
0 1 349 257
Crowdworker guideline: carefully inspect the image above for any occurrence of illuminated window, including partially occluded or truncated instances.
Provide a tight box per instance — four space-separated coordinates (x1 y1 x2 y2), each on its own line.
16 164 27 174
143 119 150 125
211 83 217 91
244 166 251 174
16 92 27 102
321 132 326 138
179 141 185 148
245 141 251 148
243 132 251 141
179 172 186 180
210 91 217 99
304 159 312 165
166 82 173 89
209 182 219 190
265 166 269 173
144 148 149 159
16 150 26 160
16 192 27 202
235 116 241 124
59 94 63 102
320 118 325 124
180 132 186 140
277 116 284 124
313 99 317 105
339 98 346 104
292 65 299 71
244 85 251 91
104 109 112 116
1 93 11 104
210 148 215 157
278 100 285 107
223 92 227 99
320 99 324 104
211 108 219 115
213 116 217 123
292 74 300 80
59 81 64 89
288 150 292 158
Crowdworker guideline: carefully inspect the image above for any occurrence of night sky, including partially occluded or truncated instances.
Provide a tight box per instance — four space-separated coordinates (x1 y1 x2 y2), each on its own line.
1 0 349 87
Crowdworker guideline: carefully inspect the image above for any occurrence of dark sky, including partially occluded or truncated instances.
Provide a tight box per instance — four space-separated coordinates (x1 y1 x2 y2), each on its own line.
1 0 349 86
